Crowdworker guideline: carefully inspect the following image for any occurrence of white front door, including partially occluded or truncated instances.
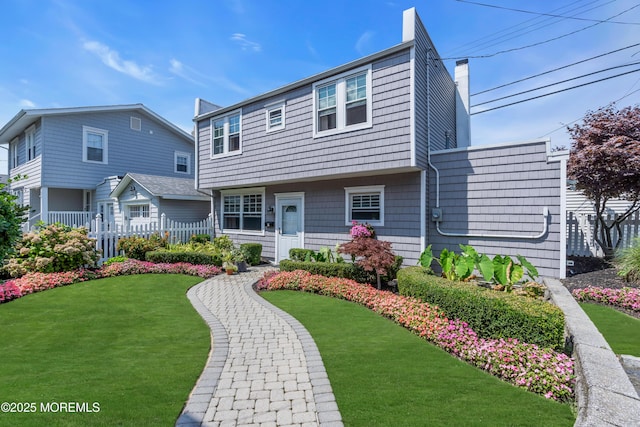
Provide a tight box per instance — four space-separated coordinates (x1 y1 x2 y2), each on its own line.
276 193 304 262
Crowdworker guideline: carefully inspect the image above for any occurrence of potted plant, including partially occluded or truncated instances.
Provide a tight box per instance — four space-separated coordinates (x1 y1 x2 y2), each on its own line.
233 248 248 272
222 250 238 275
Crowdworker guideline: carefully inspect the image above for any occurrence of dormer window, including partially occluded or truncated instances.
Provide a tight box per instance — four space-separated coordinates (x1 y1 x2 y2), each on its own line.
265 101 285 132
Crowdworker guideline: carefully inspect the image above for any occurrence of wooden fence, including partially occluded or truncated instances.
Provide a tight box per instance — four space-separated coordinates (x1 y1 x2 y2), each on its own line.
89 213 214 262
567 211 640 257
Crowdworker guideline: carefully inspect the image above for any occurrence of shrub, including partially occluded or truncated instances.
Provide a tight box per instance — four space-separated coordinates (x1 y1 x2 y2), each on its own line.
5 223 100 277
145 250 222 266
289 248 315 262
615 237 640 283
397 267 565 351
279 260 371 283
103 255 128 265
117 234 167 260
190 234 211 244
213 235 235 252
241 243 262 265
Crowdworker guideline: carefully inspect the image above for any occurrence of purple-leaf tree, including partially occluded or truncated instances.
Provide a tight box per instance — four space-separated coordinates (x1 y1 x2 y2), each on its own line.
339 237 396 290
567 105 640 259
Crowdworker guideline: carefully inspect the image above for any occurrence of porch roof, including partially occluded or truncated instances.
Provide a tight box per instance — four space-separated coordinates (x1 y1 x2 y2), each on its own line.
110 173 209 201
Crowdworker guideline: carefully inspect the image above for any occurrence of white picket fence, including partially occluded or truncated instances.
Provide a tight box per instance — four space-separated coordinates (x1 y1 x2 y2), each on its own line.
89 213 214 262
567 211 640 257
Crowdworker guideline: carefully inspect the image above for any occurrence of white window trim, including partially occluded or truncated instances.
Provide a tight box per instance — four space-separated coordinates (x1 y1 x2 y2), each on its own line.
128 203 150 219
265 100 286 133
174 151 191 174
219 187 265 235
344 185 385 226
10 137 18 169
25 125 36 162
312 64 373 138
210 109 242 159
82 125 109 164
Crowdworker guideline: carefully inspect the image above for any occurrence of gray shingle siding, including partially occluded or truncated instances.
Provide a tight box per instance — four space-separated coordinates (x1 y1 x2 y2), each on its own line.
212 172 423 264
428 141 563 277
197 49 414 189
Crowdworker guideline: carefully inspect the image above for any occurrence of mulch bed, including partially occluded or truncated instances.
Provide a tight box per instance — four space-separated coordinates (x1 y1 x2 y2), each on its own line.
561 256 640 319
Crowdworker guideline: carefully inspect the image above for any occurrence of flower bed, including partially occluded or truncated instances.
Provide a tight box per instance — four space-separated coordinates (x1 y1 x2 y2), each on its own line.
572 286 640 313
258 270 575 402
0 260 221 305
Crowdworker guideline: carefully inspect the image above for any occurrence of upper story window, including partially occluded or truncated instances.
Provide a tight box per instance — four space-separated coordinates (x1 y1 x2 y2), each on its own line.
344 185 385 226
175 151 191 174
25 125 36 161
130 117 142 131
10 137 18 168
313 65 372 137
83 126 108 164
265 101 285 132
211 111 242 157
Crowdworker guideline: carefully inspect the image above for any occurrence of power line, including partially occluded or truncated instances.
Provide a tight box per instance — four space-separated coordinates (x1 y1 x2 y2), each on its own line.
442 3 640 60
456 0 640 25
472 61 640 107
443 0 609 57
471 68 640 115
472 42 640 96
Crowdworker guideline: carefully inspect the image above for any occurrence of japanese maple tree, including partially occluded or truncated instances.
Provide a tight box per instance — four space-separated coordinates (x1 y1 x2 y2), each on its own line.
567 105 640 259
339 237 396 289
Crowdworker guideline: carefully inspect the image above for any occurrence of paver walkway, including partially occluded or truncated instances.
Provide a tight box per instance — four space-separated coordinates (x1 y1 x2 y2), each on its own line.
176 266 343 427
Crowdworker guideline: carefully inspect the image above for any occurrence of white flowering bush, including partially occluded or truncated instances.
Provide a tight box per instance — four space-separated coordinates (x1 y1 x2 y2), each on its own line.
5 223 100 277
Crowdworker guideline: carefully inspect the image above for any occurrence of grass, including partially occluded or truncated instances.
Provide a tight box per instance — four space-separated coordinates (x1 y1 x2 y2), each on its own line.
262 290 575 427
580 302 640 356
0 274 209 427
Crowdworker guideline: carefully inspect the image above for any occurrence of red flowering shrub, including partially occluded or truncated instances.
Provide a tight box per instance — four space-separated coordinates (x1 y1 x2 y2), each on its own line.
261 270 575 402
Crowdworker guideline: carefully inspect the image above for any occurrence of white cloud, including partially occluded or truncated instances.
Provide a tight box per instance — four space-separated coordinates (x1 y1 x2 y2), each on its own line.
230 33 262 52
19 99 36 108
82 40 162 85
169 58 207 87
355 31 375 55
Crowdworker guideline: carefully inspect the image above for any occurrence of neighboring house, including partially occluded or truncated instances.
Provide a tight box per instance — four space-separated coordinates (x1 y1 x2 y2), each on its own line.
194 8 568 277
566 188 639 257
0 174 7 185
0 104 209 230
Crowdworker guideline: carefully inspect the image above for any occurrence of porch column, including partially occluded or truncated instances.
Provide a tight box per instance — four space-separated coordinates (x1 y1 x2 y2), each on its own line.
41 187 49 224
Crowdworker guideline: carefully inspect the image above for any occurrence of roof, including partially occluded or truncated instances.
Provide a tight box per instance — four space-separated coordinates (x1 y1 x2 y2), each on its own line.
194 40 414 122
111 173 209 201
0 104 193 145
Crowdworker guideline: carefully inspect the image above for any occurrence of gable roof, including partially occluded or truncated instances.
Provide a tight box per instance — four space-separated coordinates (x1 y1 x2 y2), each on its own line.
0 104 193 144
111 173 209 201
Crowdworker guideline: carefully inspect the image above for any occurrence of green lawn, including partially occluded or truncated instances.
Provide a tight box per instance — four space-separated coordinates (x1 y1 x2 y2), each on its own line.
580 302 640 356
0 274 209 427
262 290 575 427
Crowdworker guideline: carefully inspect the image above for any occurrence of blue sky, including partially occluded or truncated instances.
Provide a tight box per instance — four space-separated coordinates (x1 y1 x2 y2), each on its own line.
1 0 639 172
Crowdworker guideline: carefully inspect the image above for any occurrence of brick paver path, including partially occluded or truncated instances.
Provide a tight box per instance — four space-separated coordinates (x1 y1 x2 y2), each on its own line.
176 267 343 427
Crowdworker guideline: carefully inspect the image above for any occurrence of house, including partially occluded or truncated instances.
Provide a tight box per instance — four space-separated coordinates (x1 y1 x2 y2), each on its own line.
194 8 568 278
0 104 209 231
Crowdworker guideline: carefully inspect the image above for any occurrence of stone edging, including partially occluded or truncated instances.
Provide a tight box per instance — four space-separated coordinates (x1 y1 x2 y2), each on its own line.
544 278 640 426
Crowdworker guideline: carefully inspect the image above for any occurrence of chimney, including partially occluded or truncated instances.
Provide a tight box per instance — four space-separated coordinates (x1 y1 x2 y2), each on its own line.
455 59 471 147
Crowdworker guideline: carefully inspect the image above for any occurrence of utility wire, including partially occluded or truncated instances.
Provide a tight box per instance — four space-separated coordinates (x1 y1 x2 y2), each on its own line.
456 0 640 25
471 68 640 115
472 42 640 96
440 0 615 56
472 61 640 107
442 3 640 60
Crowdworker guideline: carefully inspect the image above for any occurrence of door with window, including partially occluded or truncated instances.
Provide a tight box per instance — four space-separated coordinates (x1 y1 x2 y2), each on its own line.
276 194 304 262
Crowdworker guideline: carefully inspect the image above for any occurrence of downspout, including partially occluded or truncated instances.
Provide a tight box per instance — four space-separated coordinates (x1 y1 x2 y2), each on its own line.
426 51 549 240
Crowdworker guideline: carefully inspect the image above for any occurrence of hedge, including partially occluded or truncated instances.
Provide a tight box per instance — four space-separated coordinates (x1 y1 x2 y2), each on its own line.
279 260 372 283
145 251 222 266
289 248 315 261
241 243 263 266
397 266 565 351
